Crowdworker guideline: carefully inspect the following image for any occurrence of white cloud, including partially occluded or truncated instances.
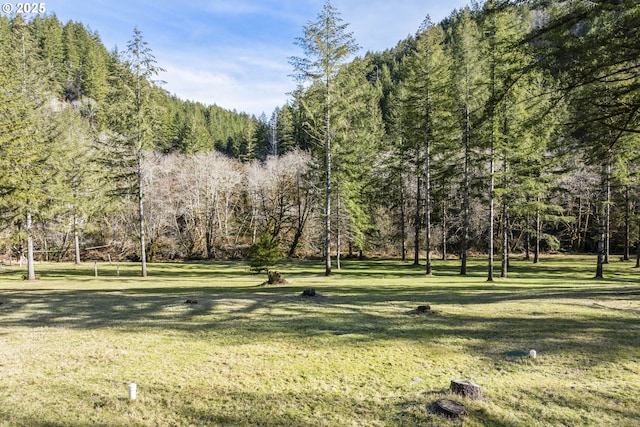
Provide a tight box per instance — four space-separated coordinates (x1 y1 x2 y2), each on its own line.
154 35 297 116
161 61 293 116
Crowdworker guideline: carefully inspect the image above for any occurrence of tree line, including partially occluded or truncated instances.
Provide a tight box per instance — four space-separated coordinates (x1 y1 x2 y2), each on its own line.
1 0 638 280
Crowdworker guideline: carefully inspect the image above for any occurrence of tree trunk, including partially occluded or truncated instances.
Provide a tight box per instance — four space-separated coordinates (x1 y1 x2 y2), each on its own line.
487 40 496 282
26 211 36 281
460 68 470 276
57 230 68 263
336 190 341 270
623 185 630 261
74 230 81 265
595 163 607 279
414 174 421 266
501 195 508 278
582 200 591 253
137 151 147 277
223 192 231 243
488 133 495 282
500 100 508 278
287 177 309 258
534 201 540 264
400 180 407 262
324 76 332 277
576 196 583 252
43 227 49 262
205 218 215 259
288 229 302 259
524 214 530 260
500 149 509 277
425 94 432 276
636 210 640 268
604 162 611 264
251 206 258 244
442 198 447 261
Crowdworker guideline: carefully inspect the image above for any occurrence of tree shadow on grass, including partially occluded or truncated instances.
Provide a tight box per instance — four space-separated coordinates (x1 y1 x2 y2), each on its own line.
2 260 639 426
2 293 639 426
1 279 639 369
2 258 640 377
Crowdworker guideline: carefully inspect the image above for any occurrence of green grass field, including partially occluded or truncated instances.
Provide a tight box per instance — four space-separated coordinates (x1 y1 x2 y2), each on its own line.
0 256 639 426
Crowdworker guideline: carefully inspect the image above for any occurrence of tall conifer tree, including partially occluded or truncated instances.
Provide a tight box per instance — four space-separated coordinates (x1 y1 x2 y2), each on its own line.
401 18 452 275
448 7 485 275
0 17 63 279
289 0 359 276
104 27 164 277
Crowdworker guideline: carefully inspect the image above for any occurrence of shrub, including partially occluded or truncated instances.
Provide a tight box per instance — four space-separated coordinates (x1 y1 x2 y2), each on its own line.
247 234 282 273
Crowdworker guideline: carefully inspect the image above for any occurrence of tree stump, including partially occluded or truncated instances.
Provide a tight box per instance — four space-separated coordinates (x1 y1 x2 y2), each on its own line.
407 305 434 315
267 271 287 284
450 379 483 400
302 288 316 297
433 398 465 418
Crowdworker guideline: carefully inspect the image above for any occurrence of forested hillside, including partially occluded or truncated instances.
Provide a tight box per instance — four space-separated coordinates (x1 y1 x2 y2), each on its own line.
1 0 638 279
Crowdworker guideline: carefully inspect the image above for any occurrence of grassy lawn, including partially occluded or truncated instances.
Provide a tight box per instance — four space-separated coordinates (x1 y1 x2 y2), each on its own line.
0 256 639 426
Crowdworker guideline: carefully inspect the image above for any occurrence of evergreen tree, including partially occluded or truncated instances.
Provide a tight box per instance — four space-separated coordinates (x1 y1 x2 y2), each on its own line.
103 27 165 277
56 106 105 264
448 7 485 275
401 17 452 275
31 14 65 90
181 107 212 153
252 114 271 160
275 104 297 154
527 0 640 277
0 17 63 279
248 232 282 273
289 0 359 276
81 35 109 111
331 58 384 266
480 0 522 279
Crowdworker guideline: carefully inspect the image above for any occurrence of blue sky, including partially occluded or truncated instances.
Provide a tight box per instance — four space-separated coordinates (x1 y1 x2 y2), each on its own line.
44 0 471 116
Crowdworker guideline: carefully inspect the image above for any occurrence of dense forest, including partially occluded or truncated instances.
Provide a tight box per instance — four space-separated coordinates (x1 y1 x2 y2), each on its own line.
1 0 638 279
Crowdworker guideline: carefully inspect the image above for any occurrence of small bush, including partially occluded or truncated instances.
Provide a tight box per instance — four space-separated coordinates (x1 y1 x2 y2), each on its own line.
247 234 282 273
